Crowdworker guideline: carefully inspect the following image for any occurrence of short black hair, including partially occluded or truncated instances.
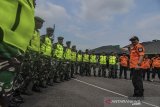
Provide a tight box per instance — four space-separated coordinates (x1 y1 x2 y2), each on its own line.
129 36 139 41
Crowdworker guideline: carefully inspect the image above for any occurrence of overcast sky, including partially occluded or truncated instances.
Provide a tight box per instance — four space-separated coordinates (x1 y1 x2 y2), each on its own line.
35 0 160 50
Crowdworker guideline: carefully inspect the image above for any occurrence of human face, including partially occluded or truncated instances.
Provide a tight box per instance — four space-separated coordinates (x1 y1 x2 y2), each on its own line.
35 20 43 29
47 30 53 37
67 43 71 48
131 39 138 46
58 39 63 44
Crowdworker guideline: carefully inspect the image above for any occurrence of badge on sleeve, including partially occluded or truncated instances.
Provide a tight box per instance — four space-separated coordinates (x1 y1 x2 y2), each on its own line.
138 48 143 52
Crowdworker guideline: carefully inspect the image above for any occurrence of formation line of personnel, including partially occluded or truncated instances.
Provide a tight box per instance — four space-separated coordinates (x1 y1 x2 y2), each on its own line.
0 1 160 107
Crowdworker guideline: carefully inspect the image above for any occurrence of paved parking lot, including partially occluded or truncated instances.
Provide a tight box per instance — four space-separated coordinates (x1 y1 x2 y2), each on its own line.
22 71 160 107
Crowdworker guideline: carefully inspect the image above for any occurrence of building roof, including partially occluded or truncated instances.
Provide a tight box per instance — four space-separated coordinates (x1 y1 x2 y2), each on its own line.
92 45 124 54
144 40 160 54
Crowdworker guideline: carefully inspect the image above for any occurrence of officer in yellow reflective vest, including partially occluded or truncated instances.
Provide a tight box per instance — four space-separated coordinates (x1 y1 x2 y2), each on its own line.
90 51 97 76
71 45 77 78
83 49 90 76
53 36 64 82
0 0 35 106
98 52 107 77
29 16 44 53
76 50 83 75
64 41 72 61
39 27 53 88
24 16 44 94
108 52 118 78
53 37 64 60
63 41 72 80
40 28 53 57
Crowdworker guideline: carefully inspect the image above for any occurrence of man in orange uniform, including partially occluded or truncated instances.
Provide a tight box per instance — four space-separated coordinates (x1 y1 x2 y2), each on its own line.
119 52 128 79
151 54 160 82
129 36 145 99
141 55 151 81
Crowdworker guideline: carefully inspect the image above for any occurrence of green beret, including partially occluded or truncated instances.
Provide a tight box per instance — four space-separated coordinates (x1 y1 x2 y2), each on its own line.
78 50 82 53
86 49 89 51
34 16 45 22
66 41 71 44
72 45 76 48
58 36 64 40
47 27 54 31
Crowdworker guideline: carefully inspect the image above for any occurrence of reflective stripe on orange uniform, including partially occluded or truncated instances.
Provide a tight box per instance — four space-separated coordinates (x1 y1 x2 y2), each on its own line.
129 43 145 68
141 58 151 69
152 57 160 68
119 55 128 67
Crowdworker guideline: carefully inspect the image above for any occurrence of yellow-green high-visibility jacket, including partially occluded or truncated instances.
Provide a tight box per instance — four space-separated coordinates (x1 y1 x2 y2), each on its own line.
71 51 77 62
109 56 117 65
90 54 97 63
41 36 52 56
83 54 89 62
99 55 107 65
53 43 64 59
77 54 82 62
28 30 40 52
0 0 35 52
64 48 71 60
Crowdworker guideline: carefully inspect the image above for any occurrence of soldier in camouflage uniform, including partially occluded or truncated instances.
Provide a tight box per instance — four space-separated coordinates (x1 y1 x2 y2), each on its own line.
76 50 83 75
22 16 44 94
63 41 72 80
90 51 98 76
39 27 53 88
71 45 77 78
53 37 64 82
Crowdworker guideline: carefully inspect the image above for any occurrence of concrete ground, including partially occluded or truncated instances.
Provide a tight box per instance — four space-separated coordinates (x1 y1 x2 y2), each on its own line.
21 70 160 107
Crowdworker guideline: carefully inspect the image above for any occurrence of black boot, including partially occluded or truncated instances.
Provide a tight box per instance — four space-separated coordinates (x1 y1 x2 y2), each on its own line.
8 94 21 107
40 80 47 88
9 100 20 107
0 95 9 107
11 96 24 104
54 77 60 83
60 75 64 82
47 78 54 86
32 84 42 92
64 74 69 81
22 81 34 96
12 91 24 104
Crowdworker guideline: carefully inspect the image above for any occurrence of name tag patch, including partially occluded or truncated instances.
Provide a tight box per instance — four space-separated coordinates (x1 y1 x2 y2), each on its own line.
138 48 143 52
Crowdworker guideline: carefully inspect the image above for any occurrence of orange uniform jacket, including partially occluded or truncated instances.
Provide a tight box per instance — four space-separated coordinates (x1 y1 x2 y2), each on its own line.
119 55 128 67
141 58 151 69
152 57 160 68
129 43 145 69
